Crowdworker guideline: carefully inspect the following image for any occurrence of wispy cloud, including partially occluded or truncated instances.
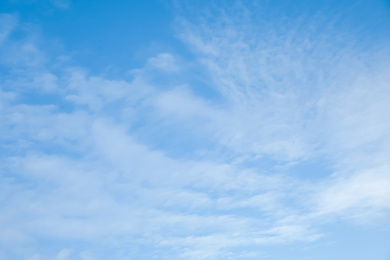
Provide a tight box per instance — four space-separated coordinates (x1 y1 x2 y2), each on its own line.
1 1 390 258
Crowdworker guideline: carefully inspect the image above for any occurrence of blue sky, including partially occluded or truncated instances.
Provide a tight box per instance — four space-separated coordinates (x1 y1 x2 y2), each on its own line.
1 0 390 259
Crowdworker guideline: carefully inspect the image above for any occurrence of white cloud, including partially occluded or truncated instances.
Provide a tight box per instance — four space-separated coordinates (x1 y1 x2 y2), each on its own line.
50 0 70 9
315 167 390 220
146 53 180 72
0 14 18 45
33 73 59 92
53 249 72 260
79 251 95 260
1 2 390 259
26 255 41 260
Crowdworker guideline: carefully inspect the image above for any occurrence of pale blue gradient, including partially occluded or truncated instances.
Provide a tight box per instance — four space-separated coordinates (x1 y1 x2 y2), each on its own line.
1 0 390 259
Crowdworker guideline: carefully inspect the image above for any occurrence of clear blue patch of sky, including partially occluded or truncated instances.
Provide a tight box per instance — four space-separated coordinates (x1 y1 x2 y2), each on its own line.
283 157 333 180
1 0 193 75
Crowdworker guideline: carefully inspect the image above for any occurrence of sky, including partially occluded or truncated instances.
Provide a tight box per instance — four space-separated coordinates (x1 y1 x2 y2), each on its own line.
1 0 390 259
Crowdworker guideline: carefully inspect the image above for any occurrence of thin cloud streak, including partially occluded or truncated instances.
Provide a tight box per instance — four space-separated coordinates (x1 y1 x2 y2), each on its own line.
1 1 390 258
